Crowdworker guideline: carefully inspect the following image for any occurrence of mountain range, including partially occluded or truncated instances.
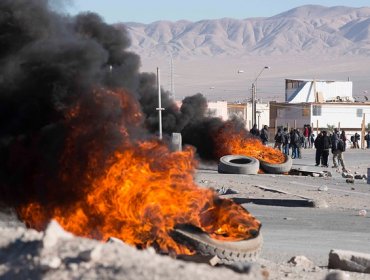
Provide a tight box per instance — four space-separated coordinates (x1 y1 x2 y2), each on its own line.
119 5 370 58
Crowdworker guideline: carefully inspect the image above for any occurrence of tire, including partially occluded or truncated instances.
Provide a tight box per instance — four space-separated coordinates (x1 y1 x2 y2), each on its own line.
259 154 292 174
171 224 263 264
218 155 259 175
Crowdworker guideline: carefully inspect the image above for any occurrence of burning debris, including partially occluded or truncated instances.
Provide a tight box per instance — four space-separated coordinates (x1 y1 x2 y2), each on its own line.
0 0 264 258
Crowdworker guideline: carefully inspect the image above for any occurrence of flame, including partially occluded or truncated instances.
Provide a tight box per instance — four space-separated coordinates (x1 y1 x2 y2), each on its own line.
17 88 261 255
215 123 285 164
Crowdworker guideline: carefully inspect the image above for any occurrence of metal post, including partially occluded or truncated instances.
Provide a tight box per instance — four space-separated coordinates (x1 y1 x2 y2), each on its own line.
156 67 164 140
251 83 256 126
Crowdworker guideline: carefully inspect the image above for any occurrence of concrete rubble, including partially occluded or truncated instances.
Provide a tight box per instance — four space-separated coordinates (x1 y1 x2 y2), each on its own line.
329 249 370 274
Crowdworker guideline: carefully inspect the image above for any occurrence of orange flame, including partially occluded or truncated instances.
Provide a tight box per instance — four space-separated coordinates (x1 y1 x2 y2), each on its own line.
17 88 261 255
215 123 285 164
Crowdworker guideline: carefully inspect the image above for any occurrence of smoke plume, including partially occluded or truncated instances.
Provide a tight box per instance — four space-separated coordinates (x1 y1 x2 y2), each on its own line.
0 0 244 208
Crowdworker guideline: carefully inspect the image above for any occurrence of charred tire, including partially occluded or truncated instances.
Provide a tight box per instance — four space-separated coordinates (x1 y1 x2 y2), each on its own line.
218 155 259 175
259 154 292 174
171 225 263 264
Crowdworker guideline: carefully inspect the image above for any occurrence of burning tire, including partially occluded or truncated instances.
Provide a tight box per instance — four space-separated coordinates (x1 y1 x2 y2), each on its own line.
172 224 263 264
259 154 292 174
218 155 259 175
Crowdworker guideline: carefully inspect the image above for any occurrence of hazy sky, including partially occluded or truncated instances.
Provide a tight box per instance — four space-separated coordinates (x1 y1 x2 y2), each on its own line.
63 0 370 24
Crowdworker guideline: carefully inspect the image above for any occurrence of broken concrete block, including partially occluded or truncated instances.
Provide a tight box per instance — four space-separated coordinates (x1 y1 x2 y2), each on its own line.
170 133 182 151
328 249 370 273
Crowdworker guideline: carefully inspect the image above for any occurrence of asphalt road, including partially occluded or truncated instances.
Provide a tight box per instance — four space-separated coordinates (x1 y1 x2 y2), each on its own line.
196 147 370 266
247 204 370 266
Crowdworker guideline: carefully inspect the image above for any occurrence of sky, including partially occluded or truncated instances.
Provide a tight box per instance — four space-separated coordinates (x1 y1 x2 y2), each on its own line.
61 0 370 24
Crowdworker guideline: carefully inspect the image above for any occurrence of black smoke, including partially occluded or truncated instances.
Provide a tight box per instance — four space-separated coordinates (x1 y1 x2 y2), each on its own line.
0 0 243 208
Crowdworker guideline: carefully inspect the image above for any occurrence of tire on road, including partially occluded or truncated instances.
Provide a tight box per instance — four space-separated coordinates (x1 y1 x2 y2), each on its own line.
259 154 292 174
218 155 259 175
171 224 263 264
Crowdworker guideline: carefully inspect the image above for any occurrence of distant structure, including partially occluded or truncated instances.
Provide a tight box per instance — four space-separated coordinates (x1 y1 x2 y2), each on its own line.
270 79 370 147
174 100 270 130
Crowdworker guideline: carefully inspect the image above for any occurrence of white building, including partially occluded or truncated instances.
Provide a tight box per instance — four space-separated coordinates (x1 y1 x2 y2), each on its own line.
227 102 270 130
286 79 354 103
207 101 228 120
271 79 370 146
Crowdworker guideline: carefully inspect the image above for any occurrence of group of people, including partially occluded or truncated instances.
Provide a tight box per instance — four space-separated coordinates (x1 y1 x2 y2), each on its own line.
250 124 270 145
314 128 348 171
272 127 308 159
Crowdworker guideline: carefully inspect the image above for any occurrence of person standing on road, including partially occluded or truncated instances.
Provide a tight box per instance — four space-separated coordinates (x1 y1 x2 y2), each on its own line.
314 131 323 166
331 128 347 171
354 132 360 148
290 128 302 159
340 130 347 151
303 125 309 148
274 128 283 151
321 130 331 167
295 129 302 158
260 125 269 146
365 131 370 149
310 133 315 149
282 127 290 155
250 124 260 137
307 125 313 148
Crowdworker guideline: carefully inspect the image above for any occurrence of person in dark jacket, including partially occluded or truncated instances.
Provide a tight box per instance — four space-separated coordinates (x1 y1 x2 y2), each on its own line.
260 125 269 145
250 124 260 137
290 128 301 158
295 129 302 158
320 130 331 167
340 130 347 151
314 132 323 166
331 128 347 171
354 132 360 148
274 128 283 151
282 127 290 155
365 131 370 149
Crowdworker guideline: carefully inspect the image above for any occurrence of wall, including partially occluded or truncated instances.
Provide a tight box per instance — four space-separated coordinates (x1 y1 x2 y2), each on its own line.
287 80 353 103
207 101 228 120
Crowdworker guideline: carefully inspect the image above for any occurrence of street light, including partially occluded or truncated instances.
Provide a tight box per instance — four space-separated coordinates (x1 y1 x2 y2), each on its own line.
251 66 270 126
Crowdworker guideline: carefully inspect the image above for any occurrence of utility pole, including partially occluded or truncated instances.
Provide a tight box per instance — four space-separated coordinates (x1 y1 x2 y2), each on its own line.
251 84 256 126
170 55 175 100
156 67 164 140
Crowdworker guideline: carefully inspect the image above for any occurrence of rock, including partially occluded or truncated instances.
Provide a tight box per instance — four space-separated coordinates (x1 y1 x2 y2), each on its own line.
354 174 363 180
107 237 125 245
40 256 62 270
328 249 370 273
42 220 73 249
345 179 354 184
318 185 328 192
287 255 315 269
311 199 329 208
217 187 238 195
78 245 103 262
324 271 350 280
358 209 367 217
